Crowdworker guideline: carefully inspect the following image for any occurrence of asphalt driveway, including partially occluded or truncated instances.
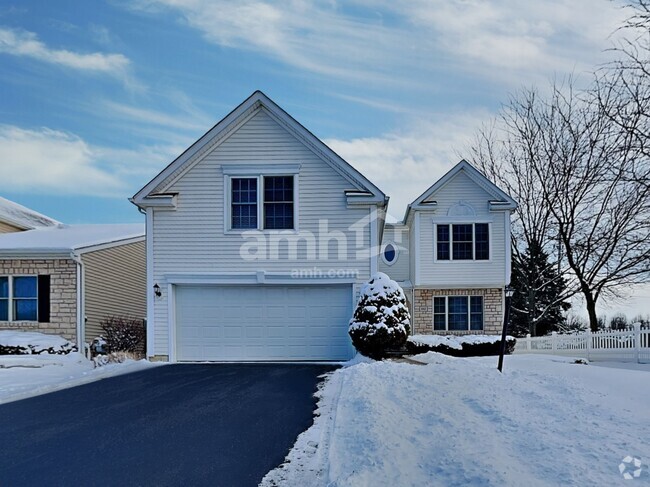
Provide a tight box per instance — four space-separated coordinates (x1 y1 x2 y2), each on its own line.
0 363 337 487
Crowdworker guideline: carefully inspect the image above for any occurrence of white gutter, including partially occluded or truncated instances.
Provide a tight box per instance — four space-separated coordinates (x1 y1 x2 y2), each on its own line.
70 252 85 354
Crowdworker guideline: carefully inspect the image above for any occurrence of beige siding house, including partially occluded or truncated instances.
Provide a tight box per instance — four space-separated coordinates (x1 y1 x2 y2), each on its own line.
0 224 145 350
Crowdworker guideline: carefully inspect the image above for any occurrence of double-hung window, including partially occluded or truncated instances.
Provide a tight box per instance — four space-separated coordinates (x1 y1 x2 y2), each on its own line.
0 276 47 322
433 296 484 331
436 223 489 260
264 176 294 230
231 178 258 229
230 175 295 230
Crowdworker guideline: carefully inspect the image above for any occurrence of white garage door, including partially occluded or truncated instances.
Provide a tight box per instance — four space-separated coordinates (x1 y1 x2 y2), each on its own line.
175 284 355 362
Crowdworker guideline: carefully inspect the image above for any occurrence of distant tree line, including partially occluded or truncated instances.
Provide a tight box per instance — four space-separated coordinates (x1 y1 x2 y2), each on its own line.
471 1 650 334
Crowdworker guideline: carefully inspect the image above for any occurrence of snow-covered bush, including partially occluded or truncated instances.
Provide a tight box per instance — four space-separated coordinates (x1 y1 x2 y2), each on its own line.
406 334 517 357
100 316 145 353
349 273 411 358
0 331 76 355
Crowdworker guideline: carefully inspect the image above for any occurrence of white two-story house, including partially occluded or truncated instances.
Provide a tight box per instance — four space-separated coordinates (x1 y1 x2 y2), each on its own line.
132 91 516 362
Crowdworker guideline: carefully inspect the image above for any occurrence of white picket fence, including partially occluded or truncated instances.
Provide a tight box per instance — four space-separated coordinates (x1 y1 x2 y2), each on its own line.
515 324 650 363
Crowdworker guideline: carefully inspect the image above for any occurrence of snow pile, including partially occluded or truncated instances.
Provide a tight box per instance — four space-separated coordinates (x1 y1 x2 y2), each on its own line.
0 351 160 404
0 331 75 355
265 355 650 486
408 334 513 350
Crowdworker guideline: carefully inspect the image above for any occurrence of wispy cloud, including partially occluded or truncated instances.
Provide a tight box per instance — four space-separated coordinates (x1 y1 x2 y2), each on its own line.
101 99 212 132
325 110 491 220
129 0 628 89
0 125 179 197
0 27 134 85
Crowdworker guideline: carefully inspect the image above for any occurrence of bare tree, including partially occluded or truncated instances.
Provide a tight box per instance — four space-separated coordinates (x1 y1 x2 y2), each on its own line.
472 79 650 332
596 1 650 180
471 3 650 332
471 88 577 334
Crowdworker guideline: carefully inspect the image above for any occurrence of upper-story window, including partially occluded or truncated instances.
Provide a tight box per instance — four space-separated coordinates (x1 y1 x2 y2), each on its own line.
436 223 489 260
231 178 258 229
264 176 294 230
382 242 398 265
230 175 295 230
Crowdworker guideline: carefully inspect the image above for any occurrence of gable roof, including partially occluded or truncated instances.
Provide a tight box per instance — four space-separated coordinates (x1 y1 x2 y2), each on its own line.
131 90 387 208
403 159 517 222
0 223 144 256
0 196 60 230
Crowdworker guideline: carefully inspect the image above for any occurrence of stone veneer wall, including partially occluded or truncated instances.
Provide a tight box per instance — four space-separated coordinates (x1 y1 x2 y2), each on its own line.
0 259 78 341
413 288 502 335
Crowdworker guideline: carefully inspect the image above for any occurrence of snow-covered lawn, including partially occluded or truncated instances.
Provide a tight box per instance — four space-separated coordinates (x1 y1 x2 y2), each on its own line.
263 354 650 486
0 352 159 404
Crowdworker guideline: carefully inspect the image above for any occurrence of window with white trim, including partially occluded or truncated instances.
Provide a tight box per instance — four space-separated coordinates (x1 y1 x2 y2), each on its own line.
0 275 49 322
382 242 398 265
229 175 295 230
231 177 258 229
433 295 483 331
264 176 294 230
436 223 489 260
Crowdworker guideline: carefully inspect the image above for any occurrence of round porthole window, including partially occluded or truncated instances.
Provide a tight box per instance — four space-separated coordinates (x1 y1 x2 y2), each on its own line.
383 243 398 265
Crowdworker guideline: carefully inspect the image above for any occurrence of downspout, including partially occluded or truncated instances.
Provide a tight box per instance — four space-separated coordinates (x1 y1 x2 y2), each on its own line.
70 252 85 355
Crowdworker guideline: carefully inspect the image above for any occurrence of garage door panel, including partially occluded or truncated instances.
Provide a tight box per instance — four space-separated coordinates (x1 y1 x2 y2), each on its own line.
175 284 354 361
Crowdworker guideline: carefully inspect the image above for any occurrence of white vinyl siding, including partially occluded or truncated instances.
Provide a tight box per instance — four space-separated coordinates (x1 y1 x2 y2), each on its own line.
150 108 372 355
417 171 507 287
378 224 409 282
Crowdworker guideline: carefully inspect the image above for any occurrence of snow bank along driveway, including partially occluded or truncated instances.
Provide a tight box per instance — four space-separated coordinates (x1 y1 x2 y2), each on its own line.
263 354 650 486
0 352 158 404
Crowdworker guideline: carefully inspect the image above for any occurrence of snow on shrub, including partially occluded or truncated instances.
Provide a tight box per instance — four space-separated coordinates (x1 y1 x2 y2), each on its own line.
349 272 411 358
100 316 145 353
406 334 517 357
0 331 76 355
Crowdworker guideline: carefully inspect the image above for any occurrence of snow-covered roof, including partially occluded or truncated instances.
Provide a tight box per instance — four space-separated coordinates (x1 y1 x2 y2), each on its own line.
0 223 144 254
0 196 60 230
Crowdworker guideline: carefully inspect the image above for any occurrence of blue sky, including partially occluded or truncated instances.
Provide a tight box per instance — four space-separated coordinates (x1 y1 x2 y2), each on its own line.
1 0 647 317
0 0 630 224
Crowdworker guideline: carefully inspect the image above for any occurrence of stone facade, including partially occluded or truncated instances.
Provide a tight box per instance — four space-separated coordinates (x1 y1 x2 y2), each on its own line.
0 259 77 341
412 288 502 335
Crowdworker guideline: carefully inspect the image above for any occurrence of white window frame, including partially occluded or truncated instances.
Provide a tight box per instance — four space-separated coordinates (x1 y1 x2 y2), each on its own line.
223 165 300 233
433 222 492 262
381 242 399 266
0 275 38 322
432 295 484 331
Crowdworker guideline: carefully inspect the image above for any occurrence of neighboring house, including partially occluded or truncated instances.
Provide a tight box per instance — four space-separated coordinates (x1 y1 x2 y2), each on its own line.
378 160 517 336
132 91 516 363
0 223 146 351
0 196 60 233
